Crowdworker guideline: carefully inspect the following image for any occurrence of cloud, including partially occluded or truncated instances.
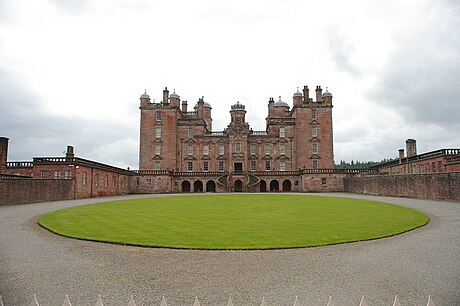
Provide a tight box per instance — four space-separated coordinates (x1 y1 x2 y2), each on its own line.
0 68 138 168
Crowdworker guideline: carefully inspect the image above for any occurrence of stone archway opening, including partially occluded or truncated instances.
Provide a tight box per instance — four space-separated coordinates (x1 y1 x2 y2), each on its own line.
206 180 216 192
234 179 243 192
259 180 267 192
194 180 203 192
282 179 292 192
181 180 191 192
270 180 279 192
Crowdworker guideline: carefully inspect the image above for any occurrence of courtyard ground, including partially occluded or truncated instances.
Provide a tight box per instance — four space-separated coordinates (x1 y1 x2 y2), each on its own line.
0 193 459 305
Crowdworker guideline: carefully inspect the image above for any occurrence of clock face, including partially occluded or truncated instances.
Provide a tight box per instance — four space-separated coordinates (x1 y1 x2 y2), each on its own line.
236 117 241 124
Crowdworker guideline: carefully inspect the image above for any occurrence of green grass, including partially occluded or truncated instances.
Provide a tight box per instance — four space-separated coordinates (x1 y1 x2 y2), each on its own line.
38 195 428 249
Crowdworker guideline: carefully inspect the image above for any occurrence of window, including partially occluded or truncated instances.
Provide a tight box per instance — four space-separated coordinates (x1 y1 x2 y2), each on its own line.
280 161 286 171
312 143 318 154
188 128 193 138
438 161 443 172
311 127 318 137
95 174 99 186
279 127 285 138
155 128 161 138
40 170 48 179
155 144 161 155
235 143 241 152
311 109 317 120
188 145 193 156
112 176 116 187
321 178 327 185
218 161 225 171
250 144 256 155
146 178 152 186
250 160 257 171
156 111 161 122
265 161 271 171
264 144 271 155
313 160 318 169
218 145 224 155
187 162 193 172
105 175 108 187
203 145 209 155
155 161 161 170
64 170 71 179
136 177 139 186
53 170 61 179
83 172 87 185
419 165 424 173
203 161 209 172
279 143 285 155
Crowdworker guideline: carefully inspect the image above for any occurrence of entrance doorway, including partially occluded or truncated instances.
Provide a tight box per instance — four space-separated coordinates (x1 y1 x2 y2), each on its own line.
206 180 216 192
234 179 243 192
259 180 267 192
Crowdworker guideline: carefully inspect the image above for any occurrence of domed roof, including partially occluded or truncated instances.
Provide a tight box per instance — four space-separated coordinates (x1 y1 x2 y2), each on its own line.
194 102 212 108
170 89 180 99
140 89 150 99
231 101 245 110
293 87 303 97
322 87 333 97
274 96 289 107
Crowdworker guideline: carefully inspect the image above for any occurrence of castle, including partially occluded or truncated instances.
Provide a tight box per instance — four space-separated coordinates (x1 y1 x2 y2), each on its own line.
136 85 335 192
2 85 458 204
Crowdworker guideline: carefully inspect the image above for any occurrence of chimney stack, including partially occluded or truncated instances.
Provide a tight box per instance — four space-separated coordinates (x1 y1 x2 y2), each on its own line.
406 139 417 158
0 137 9 174
398 149 405 164
303 85 309 102
315 85 322 102
66 146 75 159
181 100 188 113
162 87 169 105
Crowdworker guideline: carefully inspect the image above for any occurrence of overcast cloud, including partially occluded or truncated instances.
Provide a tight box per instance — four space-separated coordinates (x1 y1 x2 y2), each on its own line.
0 0 459 169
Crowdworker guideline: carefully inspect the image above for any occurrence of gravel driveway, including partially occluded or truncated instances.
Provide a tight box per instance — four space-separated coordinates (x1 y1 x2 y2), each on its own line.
0 193 459 306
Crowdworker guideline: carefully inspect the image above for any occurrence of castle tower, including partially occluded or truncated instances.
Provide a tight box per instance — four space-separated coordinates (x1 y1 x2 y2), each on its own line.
0 137 8 174
230 101 246 125
293 87 303 108
170 89 180 108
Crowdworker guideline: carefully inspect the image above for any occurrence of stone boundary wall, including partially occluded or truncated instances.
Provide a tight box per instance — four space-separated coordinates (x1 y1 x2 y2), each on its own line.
0 178 74 206
344 172 460 201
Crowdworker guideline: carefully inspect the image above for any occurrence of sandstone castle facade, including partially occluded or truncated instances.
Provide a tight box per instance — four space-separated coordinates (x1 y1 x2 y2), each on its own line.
136 85 335 192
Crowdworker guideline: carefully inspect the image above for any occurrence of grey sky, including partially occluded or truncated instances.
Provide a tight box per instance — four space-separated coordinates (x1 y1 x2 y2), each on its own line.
0 0 459 169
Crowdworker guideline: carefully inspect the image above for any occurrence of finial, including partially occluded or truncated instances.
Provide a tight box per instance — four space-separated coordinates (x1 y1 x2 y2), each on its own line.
144 89 147 94
297 87 300 92
326 87 329 91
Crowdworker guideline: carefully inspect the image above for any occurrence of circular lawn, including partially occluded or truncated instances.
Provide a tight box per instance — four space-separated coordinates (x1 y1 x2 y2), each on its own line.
38 194 428 250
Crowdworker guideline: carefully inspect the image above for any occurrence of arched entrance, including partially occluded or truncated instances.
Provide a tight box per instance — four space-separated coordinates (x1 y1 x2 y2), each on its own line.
181 180 191 192
234 179 243 192
259 180 267 192
194 180 203 192
270 180 279 192
206 180 216 192
282 179 292 192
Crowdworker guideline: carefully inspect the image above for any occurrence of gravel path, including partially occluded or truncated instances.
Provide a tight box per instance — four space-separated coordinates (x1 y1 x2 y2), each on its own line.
0 193 459 306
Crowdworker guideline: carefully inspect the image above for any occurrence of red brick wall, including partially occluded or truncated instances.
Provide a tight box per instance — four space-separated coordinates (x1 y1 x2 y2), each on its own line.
344 173 460 201
0 178 74 205
301 173 346 192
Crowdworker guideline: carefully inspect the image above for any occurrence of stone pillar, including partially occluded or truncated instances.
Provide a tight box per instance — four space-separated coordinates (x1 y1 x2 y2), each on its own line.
0 137 9 174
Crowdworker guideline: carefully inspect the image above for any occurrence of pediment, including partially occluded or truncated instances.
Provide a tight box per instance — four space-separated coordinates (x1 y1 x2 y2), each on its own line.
153 155 163 160
310 137 321 142
275 155 290 160
248 155 259 160
184 156 197 160
263 155 273 160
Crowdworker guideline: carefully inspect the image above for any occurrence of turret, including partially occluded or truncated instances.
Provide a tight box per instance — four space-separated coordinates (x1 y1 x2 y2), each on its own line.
230 101 246 125
170 89 180 108
140 89 150 108
293 87 303 108
322 87 333 105
315 85 322 102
